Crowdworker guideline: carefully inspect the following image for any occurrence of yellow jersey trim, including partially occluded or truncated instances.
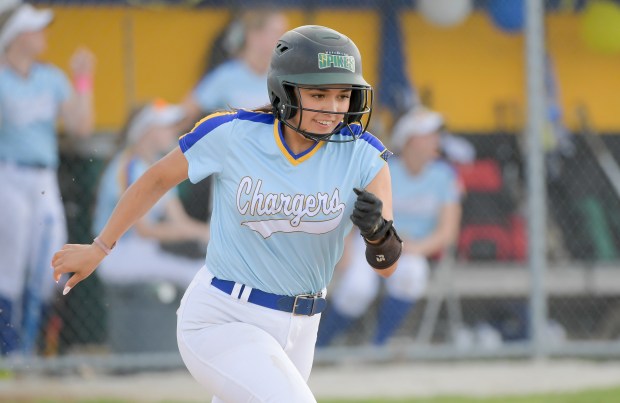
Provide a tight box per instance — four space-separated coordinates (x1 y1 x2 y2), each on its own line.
273 119 325 166
178 111 237 141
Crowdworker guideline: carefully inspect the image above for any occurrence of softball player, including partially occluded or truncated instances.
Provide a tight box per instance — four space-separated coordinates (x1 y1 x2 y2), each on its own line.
52 25 402 401
318 108 463 347
0 1 94 356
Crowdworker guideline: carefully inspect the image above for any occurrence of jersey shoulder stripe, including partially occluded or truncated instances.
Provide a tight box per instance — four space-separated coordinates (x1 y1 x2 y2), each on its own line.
179 111 237 152
338 124 386 153
236 109 275 124
358 131 387 153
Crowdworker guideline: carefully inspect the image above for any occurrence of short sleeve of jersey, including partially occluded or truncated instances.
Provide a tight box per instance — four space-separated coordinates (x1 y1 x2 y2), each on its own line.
179 111 236 184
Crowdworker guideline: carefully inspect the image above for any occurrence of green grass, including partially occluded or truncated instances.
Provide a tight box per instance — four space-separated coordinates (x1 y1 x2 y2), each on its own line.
5 387 620 403
319 386 620 403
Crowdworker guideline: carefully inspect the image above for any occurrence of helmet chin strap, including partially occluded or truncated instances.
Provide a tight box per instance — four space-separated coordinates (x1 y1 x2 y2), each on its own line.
279 98 370 143
280 118 362 143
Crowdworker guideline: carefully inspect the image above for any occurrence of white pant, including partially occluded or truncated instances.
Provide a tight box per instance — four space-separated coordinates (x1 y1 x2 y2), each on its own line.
331 235 429 318
177 267 320 402
0 163 65 309
98 236 204 289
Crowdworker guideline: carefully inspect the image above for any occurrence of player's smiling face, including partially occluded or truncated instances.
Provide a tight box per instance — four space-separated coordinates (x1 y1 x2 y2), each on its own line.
290 87 352 134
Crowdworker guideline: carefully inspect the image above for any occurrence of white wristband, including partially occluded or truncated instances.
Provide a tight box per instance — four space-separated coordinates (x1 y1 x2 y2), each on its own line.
93 236 115 255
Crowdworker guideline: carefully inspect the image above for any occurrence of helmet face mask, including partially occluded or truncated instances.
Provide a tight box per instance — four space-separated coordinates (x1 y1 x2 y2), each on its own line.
279 83 373 142
268 25 373 142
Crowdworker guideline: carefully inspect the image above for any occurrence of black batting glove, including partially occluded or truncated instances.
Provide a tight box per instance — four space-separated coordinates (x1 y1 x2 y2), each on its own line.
351 188 390 242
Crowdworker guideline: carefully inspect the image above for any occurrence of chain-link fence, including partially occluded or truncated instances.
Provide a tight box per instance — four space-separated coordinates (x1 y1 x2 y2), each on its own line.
2 0 620 373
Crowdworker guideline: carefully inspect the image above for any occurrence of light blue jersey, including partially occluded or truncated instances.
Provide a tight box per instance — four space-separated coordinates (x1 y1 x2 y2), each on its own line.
389 158 461 240
180 110 389 296
193 59 269 111
93 152 176 238
0 63 71 167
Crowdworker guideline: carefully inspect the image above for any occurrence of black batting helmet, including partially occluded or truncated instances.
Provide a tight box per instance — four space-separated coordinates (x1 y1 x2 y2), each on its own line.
267 25 373 142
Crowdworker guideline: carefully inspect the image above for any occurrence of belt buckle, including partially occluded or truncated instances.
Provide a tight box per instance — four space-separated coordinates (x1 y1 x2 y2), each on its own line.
293 294 319 316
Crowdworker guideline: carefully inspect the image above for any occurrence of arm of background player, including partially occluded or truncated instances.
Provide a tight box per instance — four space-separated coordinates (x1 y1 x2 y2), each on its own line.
52 148 189 291
60 47 96 138
402 202 462 257
135 196 210 244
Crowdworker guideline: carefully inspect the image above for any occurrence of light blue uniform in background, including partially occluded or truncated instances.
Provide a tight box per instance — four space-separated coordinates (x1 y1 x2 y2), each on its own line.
390 158 460 239
193 59 269 111
92 152 202 288
0 63 71 355
176 110 389 401
93 152 176 238
0 64 70 167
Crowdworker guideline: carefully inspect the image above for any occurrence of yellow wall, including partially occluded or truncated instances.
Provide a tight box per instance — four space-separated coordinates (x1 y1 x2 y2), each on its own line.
403 12 525 133
46 7 231 130
547 13 619 132
42 7 620 133
403 11 620 132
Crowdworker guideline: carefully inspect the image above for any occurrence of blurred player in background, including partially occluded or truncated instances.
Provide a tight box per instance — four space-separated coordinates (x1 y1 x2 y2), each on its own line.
52 25 402 401
317 107 462 347
178 9 288 236
181 8 288 123
0 0 95 356
92 100 209 289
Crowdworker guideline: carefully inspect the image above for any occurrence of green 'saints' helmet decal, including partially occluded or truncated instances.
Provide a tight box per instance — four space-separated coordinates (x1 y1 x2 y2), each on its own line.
318 52 355 72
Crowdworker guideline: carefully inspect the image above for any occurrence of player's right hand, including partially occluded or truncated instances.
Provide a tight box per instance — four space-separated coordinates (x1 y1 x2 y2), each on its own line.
51 244 106 295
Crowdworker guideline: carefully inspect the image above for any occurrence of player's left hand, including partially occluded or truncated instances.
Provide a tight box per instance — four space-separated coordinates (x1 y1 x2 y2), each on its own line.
51 243 106 295
351 187 388 242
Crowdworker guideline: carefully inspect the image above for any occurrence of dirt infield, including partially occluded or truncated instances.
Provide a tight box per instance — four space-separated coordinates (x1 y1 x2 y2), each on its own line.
1 359 620 401
309 359 620 399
